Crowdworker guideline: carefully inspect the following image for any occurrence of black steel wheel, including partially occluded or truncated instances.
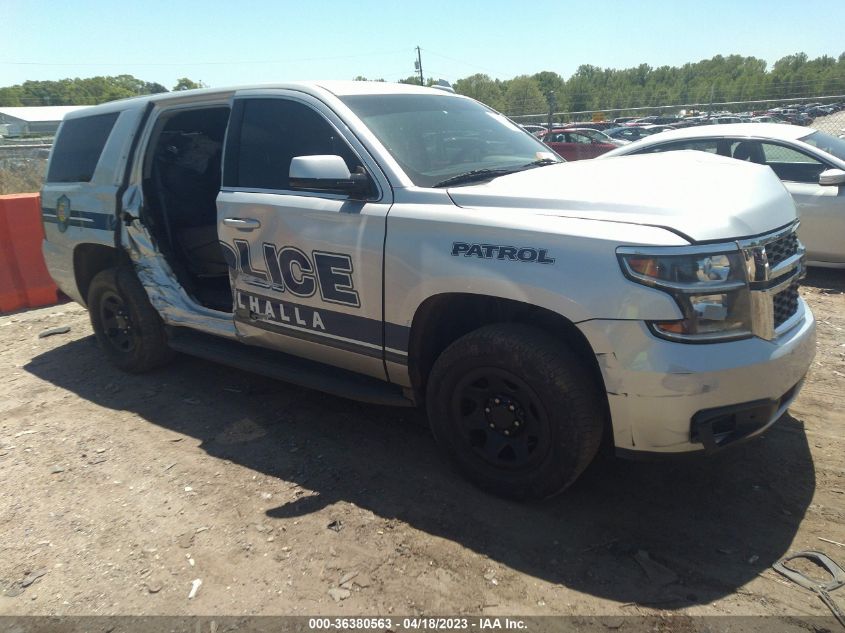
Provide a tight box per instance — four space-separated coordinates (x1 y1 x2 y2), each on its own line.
427 323 604 500
97 289 137 354
451 367 552 472
88 267 173 373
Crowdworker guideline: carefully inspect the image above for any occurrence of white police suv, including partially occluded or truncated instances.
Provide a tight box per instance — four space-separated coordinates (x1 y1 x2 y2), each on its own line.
41 82 815 498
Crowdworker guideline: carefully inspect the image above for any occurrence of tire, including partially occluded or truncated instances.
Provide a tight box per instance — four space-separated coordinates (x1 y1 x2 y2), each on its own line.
87 266 174 373
426 324 604 500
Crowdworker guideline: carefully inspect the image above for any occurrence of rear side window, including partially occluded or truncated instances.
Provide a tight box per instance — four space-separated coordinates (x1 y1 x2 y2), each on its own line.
640 139 734 157
47 112 119 183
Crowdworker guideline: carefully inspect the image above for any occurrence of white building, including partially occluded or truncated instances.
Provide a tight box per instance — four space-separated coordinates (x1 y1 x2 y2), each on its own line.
0 106 90 137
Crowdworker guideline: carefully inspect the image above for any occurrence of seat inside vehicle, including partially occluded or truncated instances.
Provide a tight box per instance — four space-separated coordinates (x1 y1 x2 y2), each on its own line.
143 107 232 312
732 141 765 164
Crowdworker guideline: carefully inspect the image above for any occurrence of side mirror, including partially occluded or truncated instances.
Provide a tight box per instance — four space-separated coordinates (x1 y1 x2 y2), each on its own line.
289 155 370 197
819 168 845 186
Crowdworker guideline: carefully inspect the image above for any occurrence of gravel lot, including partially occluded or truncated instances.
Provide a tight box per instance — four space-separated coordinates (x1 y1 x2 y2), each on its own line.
0 269 843 623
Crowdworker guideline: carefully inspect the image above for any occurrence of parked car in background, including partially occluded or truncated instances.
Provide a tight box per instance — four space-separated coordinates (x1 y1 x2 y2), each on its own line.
628 115 680 125
539 128 620 160
605 126 658 143
601 123 845 267
566 127 629 145
638 124 676 134
558 121 618 131
712 116 743 124
519 124 548 136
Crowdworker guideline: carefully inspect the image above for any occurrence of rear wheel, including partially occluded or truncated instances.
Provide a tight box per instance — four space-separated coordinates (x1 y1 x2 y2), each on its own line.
87 267 173 373
426 324 604 500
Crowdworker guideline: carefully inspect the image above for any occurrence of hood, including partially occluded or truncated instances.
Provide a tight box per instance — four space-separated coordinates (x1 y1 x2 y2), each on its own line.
447 151 796 242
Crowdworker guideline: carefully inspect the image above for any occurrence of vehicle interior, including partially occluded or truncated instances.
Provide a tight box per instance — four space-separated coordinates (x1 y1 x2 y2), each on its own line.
141 107 232 312
644 138 828 184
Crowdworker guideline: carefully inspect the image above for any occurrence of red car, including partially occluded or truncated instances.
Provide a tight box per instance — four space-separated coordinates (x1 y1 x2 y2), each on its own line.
539 128 619 161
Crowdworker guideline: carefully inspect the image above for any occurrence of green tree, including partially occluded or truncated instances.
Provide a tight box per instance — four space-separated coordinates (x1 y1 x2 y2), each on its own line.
0 75 172 106
172 77 206 91
503 76 547 116
531 71 565 110
453 73 504 110
397 75 438 87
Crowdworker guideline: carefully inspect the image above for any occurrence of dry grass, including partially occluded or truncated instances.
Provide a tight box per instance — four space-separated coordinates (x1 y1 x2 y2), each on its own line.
0 159 46 195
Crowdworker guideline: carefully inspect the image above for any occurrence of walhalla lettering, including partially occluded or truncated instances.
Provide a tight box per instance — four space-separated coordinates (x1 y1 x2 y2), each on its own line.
237 292 326 331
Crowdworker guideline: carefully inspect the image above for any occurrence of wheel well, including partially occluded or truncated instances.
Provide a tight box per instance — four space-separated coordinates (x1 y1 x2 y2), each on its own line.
408 293 607 406
73 244 121 306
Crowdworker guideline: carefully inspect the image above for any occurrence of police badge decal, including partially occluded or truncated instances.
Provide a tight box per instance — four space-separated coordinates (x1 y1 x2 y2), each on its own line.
56 195 71 233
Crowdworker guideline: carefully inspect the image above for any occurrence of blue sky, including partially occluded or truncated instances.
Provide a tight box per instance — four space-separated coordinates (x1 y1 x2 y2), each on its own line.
2 0 843 89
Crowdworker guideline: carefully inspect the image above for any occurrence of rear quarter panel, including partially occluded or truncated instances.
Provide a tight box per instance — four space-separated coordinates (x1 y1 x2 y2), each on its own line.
41 106 146 303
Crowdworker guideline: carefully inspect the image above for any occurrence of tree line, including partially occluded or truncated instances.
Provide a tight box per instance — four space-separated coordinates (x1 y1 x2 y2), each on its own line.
0 76 206 107
2 52 844 116
452 52 845 117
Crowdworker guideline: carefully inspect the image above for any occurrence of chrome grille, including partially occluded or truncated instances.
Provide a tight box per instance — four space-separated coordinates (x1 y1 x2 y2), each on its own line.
765 232 799 268
738 223 805 340
773 281 800 329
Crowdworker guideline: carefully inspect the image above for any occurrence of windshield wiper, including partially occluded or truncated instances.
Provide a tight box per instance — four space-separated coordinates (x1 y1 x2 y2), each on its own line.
433 168 519 188
523 157 562 167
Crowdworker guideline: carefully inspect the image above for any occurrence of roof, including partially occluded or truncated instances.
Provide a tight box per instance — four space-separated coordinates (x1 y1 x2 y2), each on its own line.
62 81 464 120
314 80 450 96
0 105 91 123
626 123 813 146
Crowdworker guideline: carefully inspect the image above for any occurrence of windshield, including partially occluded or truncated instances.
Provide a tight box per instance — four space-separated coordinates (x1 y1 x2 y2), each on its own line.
802 130 845 162
339 94 560 187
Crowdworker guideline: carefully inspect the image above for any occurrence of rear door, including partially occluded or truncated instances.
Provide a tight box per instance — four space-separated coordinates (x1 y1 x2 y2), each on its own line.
217 89 393 380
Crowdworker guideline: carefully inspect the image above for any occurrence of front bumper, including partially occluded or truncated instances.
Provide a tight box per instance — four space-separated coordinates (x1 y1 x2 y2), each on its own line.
579 299 816 454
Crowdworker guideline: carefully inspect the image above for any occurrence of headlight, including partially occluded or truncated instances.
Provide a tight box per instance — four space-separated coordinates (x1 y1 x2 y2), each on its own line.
617 248 752 342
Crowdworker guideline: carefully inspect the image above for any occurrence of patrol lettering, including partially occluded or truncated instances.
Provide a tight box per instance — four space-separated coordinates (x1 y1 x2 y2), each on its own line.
451 242 555 264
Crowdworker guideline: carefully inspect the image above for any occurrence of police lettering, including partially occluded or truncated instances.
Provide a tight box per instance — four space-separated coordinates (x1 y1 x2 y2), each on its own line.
451 242 555 264
225 241 360 308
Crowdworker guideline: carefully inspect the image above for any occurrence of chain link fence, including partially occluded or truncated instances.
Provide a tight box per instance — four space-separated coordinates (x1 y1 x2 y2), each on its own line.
0 139 50 195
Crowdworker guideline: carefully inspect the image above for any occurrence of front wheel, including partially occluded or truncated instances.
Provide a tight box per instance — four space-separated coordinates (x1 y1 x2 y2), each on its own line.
426 324 604 500
87 267 173 373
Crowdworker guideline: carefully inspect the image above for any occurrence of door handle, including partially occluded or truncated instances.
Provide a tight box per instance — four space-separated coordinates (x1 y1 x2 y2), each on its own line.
222 218 261 231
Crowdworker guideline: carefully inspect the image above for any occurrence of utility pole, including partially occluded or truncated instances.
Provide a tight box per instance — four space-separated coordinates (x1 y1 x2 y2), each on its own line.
708 83 715 119
547 91 556 132
415 46 424 86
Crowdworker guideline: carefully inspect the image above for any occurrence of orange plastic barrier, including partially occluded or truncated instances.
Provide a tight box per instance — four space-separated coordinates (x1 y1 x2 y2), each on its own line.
0 193 61 313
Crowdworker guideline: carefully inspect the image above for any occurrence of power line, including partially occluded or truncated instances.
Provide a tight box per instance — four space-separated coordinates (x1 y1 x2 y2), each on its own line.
421 48 507 78
0 49 410 67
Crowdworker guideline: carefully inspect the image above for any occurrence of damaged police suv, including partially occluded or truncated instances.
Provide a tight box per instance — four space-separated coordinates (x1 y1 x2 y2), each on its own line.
41 82 815 498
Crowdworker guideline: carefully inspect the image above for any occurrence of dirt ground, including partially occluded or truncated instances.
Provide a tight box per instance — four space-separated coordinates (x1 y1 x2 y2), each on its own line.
0 269 843 623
